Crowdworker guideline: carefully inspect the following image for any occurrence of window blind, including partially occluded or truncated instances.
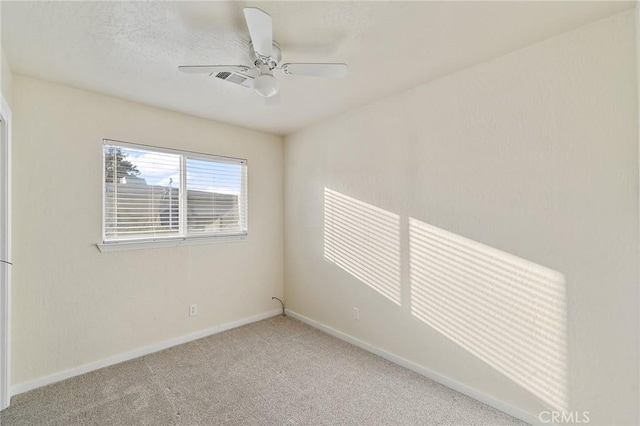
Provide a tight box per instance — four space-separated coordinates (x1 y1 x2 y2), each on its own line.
103 141 247 242
186 158 247 235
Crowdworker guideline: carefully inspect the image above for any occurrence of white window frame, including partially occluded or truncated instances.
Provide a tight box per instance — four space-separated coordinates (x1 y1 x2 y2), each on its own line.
98 140 248 252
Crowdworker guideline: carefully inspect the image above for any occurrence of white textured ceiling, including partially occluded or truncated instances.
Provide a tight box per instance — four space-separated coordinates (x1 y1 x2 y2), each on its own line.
1 1 634 135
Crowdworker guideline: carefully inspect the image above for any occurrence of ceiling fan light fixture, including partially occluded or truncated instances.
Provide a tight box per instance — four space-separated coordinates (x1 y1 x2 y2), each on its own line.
253 73 280 97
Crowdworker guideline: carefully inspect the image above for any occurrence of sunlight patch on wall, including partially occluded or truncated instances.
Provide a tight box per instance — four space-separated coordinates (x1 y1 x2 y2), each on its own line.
409 218 567 411
324 188 401 305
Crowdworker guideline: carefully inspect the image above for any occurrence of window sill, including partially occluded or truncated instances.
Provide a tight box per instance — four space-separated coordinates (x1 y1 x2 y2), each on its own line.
97 234 248 252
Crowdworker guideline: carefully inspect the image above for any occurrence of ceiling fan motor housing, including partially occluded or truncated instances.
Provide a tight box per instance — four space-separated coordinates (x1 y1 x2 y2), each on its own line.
250 41 282 68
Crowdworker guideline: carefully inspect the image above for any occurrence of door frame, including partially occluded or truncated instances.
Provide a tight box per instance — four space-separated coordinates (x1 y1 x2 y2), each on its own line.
0 93 12 410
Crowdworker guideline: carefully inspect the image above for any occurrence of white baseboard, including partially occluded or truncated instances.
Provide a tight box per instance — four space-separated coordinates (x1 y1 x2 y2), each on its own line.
285 309 541 426
10 309 282 397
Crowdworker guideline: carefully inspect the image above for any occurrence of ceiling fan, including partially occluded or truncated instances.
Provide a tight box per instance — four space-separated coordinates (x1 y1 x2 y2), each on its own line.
178 7 348 105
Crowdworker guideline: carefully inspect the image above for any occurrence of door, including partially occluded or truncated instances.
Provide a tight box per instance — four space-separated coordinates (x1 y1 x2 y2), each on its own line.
0 95 11 410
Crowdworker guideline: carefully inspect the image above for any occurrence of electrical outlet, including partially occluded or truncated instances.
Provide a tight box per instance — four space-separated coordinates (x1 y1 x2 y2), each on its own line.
189 304 197 317
353 307 360 320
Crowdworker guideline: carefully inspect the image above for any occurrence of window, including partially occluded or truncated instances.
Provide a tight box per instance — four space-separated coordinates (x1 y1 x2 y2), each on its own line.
102 140 247 247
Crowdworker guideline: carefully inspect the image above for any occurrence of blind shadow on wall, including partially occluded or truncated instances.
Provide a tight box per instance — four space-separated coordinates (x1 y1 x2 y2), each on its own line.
409 218 567 412
323 187 567 412
324 187 401 305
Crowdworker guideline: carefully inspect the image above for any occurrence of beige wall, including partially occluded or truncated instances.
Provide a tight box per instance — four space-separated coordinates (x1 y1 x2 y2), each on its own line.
1 49 11 107
1 2 13 107
11 75 283 385
285 10 638 425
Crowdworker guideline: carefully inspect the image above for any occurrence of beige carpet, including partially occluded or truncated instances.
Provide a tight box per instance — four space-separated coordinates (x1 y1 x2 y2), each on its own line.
0 315 526 425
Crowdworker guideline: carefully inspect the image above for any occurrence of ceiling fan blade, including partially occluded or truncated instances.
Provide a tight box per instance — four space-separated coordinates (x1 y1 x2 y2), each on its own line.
281 63 348 78
243 8 273 57
264 93 281 106
179 65 252 74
